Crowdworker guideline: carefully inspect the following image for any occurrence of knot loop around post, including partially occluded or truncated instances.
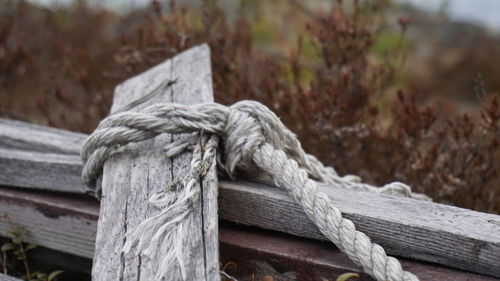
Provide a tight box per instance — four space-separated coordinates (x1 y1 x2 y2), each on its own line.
81 100 429 281
223 100 287 179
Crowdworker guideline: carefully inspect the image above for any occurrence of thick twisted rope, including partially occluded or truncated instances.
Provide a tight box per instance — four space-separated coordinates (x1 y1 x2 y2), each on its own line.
82 100 429 281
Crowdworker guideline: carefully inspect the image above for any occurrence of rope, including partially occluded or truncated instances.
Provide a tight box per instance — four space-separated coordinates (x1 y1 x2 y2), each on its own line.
82 100 429 281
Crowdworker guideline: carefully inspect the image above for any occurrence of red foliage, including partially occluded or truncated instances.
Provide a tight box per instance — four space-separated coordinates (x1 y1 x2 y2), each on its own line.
0 0 498 213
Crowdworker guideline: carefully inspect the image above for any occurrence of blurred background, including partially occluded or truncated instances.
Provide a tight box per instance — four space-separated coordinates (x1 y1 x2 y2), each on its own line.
0 0 498 214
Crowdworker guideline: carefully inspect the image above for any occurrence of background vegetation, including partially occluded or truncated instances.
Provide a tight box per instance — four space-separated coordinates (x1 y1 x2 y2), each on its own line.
0 0 498 214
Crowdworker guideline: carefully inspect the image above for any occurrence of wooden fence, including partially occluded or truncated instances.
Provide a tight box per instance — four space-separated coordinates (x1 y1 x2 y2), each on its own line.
0 45 499 281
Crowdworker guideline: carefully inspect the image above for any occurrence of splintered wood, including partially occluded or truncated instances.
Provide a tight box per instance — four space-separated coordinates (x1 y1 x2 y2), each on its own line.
92 44 219 281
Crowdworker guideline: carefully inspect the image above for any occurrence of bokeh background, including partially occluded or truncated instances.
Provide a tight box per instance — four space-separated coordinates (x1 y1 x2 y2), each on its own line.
0 0 498 214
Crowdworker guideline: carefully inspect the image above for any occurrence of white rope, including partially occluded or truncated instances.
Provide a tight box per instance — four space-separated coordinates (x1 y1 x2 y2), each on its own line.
81 100 429 281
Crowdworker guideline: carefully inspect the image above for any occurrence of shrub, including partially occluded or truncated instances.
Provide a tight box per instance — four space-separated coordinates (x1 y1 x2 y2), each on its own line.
0 0 498 213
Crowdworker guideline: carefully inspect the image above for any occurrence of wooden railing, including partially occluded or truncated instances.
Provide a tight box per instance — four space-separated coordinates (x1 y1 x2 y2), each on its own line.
1 117 500 280
0 45 499 281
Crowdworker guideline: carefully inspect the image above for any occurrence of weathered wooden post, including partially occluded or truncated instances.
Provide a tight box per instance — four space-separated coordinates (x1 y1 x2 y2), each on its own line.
91 44 219 280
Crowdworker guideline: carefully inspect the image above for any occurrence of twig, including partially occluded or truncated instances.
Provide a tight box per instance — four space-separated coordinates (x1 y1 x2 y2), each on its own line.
220 270 239 281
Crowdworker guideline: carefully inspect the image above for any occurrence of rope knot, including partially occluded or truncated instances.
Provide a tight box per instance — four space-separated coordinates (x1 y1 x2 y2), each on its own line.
80 99 427 281
223 101 287 178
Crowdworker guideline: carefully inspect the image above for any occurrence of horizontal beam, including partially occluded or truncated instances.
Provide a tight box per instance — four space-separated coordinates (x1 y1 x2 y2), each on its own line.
0 187 497 281
1 118 500 277
0 148 87 193
0 188 97 259
219 222 498 281
0 119 85 155
0 118 88 193
218 180 500 278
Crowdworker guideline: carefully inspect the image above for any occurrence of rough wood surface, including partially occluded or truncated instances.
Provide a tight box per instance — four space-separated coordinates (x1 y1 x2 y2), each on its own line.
92 44 219 281
0 118 88 193
0 187 97 259
1 136 500 279
0 274 23 281
218 180 500 278
0 147 87 193
0 118 86 155
1 93 500 277
219 223 500 281
1 187 498 281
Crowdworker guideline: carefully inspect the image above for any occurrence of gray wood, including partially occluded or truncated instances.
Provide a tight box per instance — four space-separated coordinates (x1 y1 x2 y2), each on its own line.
0 187 97 259
2 188 497 281
92 44 219 281
0 118 88 193
0 178 500 280
1 124 500 279
218 180 500 278
0 147 87 193
0 93 499 277
0 118 86 155
219 224 500 281
0 273 23 281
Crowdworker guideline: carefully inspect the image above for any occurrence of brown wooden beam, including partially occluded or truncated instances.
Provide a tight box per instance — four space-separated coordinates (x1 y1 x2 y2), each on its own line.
0 187 497 280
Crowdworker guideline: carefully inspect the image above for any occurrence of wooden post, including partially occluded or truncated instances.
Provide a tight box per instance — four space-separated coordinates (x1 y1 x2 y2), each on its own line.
91 44 219 281
1 119 500 277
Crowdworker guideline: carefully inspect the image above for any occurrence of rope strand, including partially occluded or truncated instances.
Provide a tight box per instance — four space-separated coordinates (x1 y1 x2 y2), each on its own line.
82 100 429 281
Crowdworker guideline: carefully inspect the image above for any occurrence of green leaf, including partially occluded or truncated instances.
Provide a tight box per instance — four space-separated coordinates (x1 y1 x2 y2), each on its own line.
48 270 64 281
36 273 47 280
9 226 23 237
336 272 360 281
25 243 38 251
1 242 15 252
30 271 42 279
15 249 26 260
12 237 22 245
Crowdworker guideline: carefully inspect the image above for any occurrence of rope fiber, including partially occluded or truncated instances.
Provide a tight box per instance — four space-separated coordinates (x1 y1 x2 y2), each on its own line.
82 100 429 281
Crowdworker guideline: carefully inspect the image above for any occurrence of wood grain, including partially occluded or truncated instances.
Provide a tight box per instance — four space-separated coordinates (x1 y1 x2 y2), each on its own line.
219 223 500 281
0 147 87 193
0 118 86 155
218 180 500 278
1 124 499 277
1 127 499 277
0 187 97 259
0 187 498 281
92 44 219 281
0 118 88 193
1 77 500 277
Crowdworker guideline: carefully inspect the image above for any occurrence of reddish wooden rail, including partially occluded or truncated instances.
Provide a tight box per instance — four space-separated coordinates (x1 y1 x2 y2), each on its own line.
0 186 497 281
2 117 500 277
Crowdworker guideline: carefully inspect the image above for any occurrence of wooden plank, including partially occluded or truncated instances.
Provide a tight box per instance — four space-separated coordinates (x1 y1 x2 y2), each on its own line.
0 187 498 281
0 273 23 281
92 44 219 281
218 180 500 278
0 187 97 259
0 119 88 194
1 136 499 279
219 223 500 281
0 118 86 155
0 147 88 194
1 143 500 278
1 106 500 277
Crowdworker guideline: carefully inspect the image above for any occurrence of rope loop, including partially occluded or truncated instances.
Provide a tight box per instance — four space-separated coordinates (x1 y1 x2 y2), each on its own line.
82 100 428 281
223 100 293 179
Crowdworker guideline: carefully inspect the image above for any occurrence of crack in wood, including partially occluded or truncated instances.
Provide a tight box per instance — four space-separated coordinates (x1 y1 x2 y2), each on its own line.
91 44 219 281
